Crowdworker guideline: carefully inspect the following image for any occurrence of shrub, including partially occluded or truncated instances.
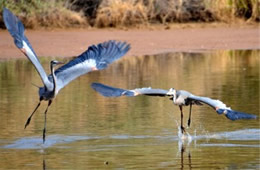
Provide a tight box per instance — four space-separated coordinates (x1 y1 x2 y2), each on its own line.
0 0 88 29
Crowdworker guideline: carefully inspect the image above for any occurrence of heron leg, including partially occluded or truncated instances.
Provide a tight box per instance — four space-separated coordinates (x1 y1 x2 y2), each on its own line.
187 104 192 127
24 100 42 129
43 100 52 143
179 106 185 133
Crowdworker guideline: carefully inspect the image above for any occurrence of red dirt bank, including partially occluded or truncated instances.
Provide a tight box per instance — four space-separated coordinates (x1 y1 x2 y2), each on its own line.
0 26 259 59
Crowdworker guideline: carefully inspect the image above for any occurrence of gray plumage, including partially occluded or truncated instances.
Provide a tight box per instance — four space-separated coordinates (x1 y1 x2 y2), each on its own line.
3 8 130 143
92 83 257 133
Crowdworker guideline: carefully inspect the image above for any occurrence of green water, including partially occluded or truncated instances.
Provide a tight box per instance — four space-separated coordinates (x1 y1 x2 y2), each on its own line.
0 50 259 169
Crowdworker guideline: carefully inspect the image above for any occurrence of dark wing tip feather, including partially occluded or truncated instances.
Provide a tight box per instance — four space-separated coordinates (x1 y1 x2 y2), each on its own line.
3 8 36 56
3 7 25 49
217 109 257 121
95 40 131 70
91 83 134 97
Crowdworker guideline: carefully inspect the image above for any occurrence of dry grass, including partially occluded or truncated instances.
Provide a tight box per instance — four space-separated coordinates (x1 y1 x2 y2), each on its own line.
95 0 259 28
94 0 216 28
95 0 148 27
204 0 260 22
0 0 259 29
0 0 88 29
22 8 87 29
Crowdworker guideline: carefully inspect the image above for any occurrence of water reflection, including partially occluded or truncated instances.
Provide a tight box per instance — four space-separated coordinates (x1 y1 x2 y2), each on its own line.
179 143 192 170
43 159 46 170
0 50 259 169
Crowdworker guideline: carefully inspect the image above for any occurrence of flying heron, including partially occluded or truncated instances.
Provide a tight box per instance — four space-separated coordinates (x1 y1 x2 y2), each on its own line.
3 8 131 143
91 83 257 133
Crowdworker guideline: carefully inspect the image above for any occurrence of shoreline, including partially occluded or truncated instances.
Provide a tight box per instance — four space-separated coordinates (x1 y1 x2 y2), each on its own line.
0 25 259 60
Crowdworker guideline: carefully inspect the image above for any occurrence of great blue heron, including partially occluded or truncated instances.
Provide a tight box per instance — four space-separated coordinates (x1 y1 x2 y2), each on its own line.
91 83 257 133
3 8 130 143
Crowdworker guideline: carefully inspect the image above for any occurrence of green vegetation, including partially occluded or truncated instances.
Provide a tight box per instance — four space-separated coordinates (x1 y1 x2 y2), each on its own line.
0 0 259 29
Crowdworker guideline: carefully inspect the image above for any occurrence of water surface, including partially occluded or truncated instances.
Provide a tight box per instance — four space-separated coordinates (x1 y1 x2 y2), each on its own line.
0 50 259 169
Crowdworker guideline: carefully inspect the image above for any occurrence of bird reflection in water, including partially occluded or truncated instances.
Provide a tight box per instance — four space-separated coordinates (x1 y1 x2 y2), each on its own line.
43 159 46 170
180 144 192 170
178 128 193 170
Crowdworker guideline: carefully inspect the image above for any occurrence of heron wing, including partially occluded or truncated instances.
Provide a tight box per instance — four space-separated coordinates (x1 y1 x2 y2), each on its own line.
91 83 168 97
54 41 130 91
188 95 257 120
3 8 53 90
134 87 169 97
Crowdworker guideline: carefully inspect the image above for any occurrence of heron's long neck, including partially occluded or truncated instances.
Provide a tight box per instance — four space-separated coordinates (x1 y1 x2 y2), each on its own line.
51 64 57 93
173 91 177 104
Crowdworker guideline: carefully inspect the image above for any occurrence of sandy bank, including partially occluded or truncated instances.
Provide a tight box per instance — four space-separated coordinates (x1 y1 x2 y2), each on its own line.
0 26 259 59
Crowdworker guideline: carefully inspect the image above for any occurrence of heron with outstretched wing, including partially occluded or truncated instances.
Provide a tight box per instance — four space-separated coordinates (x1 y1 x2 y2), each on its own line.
3 8 131 143
91 83 257 133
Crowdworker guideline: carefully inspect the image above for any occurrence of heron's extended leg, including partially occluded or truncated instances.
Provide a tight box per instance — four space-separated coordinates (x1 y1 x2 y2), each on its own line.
43 100 52 143
179 106 185 133
187 104 192 127
24 100 42 129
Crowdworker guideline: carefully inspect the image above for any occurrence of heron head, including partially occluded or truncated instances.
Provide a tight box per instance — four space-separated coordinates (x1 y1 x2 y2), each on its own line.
166 88 176 96
50 60 64 67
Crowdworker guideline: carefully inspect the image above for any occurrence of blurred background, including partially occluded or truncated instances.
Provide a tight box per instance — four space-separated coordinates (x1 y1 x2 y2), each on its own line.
0 0 259 29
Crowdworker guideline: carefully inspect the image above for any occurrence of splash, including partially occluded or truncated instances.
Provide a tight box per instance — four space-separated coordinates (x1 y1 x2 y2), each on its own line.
176 128 260 148
203 129 260 141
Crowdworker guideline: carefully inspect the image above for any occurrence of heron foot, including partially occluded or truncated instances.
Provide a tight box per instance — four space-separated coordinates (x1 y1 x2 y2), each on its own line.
181 126 186 134
187 119 191 128
24 117 31 129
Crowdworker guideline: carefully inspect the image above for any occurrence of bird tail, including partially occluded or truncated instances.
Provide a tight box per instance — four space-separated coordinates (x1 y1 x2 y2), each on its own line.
91 83 134 97
217 108 257 120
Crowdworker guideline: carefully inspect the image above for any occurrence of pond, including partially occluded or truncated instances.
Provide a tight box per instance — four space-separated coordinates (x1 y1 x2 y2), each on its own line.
0 50 259 169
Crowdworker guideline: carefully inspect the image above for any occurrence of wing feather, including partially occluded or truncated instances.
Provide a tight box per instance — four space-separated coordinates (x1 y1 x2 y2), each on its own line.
54 41 130 91
134 88 169 96
188 95 257 120
3 8 52 90
188 95 228 110
91 83 135 97
91 83 168 97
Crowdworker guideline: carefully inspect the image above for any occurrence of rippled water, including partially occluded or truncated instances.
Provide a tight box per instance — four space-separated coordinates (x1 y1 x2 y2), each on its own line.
0 50 259 169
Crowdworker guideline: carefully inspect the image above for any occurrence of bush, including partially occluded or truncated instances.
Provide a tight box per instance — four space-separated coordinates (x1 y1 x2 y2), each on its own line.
0 0 88 29
65 0 102 26
94 0 216 27
204 0 260 22
0 0 258 29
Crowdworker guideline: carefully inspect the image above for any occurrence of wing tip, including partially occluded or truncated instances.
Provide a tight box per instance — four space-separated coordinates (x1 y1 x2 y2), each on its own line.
3 7 10 16
3 7 26 49
217 108 258 120
94 40 130 70
91 82 135 97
